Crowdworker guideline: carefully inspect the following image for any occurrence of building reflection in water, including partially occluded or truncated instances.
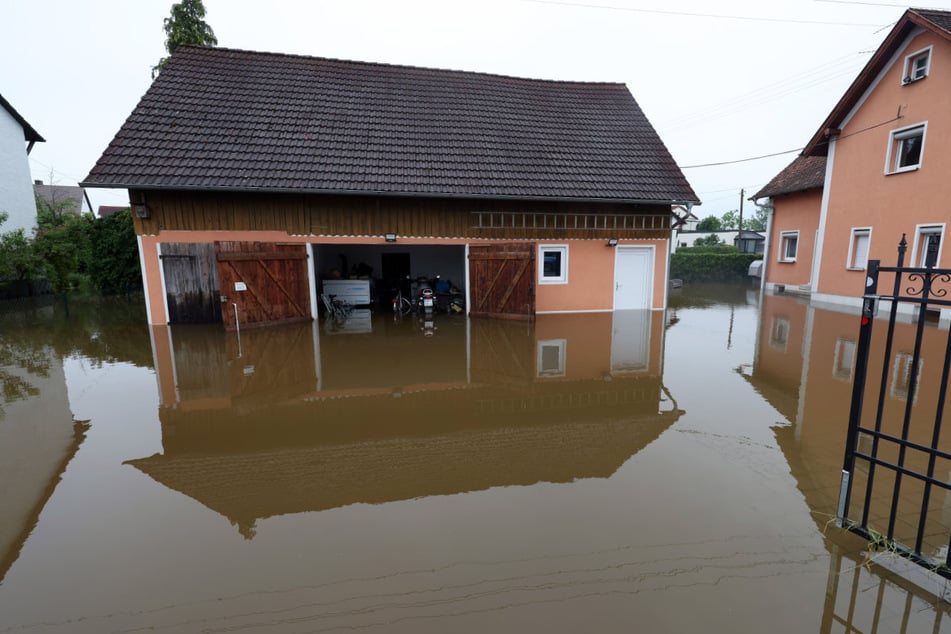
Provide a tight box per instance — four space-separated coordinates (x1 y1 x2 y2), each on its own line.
748 292 951 631
130 311 680 538
0 307 88 585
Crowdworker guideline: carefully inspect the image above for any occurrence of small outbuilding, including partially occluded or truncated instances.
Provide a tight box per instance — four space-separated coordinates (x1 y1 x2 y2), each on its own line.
82 46 698 328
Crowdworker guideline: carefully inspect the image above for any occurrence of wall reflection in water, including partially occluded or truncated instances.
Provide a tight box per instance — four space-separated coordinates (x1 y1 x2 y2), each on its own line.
131 311 679 538
750 293 951 630
0 304 89 585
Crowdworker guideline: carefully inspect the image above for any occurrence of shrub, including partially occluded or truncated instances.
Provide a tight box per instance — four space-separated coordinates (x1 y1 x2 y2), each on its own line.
671 252 762 283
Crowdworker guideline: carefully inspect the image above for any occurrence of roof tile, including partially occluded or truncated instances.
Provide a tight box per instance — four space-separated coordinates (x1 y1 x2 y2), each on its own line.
84 46 697 204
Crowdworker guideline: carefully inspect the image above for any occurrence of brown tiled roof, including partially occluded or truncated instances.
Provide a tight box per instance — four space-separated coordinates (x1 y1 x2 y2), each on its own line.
82 46 698 204
804 8 951 156
753 155 826 200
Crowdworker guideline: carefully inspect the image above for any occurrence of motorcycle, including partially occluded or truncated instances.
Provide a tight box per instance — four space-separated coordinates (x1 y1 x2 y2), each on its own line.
416 284 435 313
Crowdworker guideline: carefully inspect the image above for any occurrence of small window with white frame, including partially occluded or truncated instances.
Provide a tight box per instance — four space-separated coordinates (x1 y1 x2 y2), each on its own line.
537 339 567 377
847 228 871 270
913 224 943 267
539 245 568 284
833 338 856 381
769 317 789 352
886 123 926 174
902 46 932 84
778 231 798 262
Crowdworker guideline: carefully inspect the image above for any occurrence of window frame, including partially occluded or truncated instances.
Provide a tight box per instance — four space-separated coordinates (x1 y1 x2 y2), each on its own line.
912 223 944 268
778 231 799 263
885 122 927 174
537 339 567 377
847 227 871 270
833 338 856 381
538 244 569 284
902 46 932 84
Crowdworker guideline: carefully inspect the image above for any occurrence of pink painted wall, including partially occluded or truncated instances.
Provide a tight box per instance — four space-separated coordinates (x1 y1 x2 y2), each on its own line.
766 189 821 288
534 239 668 312
819 29 951 297
141 232 669 324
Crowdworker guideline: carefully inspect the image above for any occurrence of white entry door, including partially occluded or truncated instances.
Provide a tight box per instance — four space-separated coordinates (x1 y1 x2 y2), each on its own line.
613 246 654 310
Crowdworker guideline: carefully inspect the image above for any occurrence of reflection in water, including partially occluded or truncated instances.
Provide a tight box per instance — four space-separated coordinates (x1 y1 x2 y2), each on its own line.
0 301 90 584
751 292 951 628
5 290 951 632
130 312 679 538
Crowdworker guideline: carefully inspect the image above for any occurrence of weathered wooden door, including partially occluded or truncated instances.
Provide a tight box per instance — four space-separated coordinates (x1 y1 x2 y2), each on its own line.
468 243 535 319
216 242 311 331
161 242 222 324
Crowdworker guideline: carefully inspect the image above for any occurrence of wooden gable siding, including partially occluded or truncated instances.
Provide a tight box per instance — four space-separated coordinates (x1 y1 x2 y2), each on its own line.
131 190 671 240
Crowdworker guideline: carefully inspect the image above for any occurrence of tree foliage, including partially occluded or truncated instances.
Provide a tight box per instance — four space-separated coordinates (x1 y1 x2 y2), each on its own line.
153 0 217 77
719 210 739 230
696 215 722 232
745 204 769 232
693 233 723 247
0 198 141 300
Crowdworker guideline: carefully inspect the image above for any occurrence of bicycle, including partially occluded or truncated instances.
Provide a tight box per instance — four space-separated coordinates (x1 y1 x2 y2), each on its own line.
392 287 413 315
320 293 352 322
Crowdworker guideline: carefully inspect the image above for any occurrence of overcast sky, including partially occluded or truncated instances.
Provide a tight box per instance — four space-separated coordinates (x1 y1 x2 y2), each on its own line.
2 0 945 218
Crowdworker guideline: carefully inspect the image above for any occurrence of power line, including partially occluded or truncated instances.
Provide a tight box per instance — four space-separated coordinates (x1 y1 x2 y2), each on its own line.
522 0 886 26
681 147 803 169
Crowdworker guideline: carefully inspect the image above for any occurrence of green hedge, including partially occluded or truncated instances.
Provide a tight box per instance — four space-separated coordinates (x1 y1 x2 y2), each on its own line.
671 252 762 283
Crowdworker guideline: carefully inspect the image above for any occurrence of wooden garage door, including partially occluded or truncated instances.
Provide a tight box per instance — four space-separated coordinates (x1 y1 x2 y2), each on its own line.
468 243 535 320
216 242 311 331
161 242 222 324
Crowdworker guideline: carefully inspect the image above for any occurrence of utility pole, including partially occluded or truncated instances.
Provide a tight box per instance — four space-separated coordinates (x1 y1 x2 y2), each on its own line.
738 188 744 232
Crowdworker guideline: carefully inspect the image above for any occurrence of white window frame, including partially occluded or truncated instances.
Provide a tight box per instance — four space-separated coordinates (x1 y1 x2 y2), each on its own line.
847 227 871 270
891 351 922 402
911 223 944 268
833 338 856 381
902 46 932 84
538 244 568 284
778 231 799 262
537 339 567 377
769 317 789 352
885 122 926 174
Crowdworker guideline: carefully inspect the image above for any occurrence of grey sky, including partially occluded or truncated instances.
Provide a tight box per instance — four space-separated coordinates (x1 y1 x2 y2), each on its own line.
1 0 940 218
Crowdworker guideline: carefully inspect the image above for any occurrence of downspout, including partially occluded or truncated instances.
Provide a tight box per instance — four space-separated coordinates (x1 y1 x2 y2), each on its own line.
812 135 838 294
760 199 774 296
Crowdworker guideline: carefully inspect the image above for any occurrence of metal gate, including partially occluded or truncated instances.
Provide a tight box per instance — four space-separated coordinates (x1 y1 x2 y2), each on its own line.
838 236 951 578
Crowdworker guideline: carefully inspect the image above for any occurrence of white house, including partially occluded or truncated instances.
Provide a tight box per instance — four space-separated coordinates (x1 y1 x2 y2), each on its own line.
0 94 43 234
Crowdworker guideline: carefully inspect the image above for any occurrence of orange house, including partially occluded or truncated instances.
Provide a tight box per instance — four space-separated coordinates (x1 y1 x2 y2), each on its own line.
81 46 697 328
755 8 951 319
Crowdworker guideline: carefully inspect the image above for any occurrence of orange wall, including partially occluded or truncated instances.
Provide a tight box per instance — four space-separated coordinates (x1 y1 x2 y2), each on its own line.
767 189 822 288
819 29 951 297
534 239 667 312
141 232 669 324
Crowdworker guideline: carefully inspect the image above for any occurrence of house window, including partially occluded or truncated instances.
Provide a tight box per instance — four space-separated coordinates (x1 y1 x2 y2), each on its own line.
778 231 798 262
833 338 856 381
902 46 932 83
769 317 789 352
891 352 922 402
847 228 871 270
539 245 568 284
913 224 943 267
886 123 926 174
537 339 567 377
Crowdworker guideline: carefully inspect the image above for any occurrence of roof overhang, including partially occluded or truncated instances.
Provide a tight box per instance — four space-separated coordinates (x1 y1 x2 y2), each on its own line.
78 181 701 207
803 9 951 157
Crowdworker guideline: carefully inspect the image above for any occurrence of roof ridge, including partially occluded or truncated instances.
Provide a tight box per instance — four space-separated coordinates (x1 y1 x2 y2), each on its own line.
174 44 629 89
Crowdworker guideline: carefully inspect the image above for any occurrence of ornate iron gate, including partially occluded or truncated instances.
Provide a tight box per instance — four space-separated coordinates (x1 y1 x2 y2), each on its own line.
838 236 951 578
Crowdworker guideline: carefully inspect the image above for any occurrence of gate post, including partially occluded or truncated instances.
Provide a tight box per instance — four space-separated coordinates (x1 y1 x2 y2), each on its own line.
837 260 880 525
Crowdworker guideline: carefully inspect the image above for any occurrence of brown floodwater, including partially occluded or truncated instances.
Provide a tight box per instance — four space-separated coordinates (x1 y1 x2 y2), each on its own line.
1 287 950 633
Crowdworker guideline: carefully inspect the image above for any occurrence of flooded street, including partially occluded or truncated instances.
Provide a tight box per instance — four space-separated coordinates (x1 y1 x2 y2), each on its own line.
2 287 950 633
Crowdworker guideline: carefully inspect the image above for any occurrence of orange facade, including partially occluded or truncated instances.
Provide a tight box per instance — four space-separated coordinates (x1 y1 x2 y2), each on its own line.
764 18 951 312
139 231 670 326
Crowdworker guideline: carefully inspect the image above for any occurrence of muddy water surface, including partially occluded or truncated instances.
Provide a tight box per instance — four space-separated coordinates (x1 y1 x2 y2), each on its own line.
0 288 949 633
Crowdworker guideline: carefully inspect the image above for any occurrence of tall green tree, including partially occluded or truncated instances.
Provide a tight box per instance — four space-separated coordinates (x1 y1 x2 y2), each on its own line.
744 204 769 232
152 0 218 78
719 209 740 230
696 216 722 232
